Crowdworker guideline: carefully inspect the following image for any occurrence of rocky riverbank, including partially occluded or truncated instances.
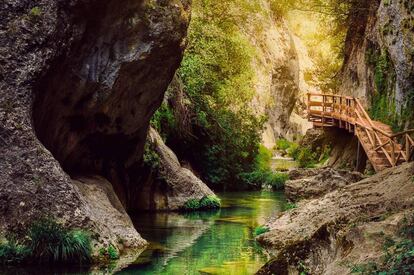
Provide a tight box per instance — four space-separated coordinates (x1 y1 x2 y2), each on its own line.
256 163 414 274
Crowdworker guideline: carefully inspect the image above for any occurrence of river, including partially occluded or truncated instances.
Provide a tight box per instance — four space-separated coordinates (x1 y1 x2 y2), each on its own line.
0 191 286 275
120 191 287 275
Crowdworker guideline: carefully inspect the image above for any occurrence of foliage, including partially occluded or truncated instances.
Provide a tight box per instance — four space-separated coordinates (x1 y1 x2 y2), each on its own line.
107 245 119 260
183 199 201 211
0 218 91 265
296 147 318 168
28 218 91 263
285 202 298 211
151 102 176 138
143 143 160 169
256 145 273 171
276 139 293 151
351 213 414 274
29 6 41 17
254 226 270 237
151 0 267 190
239 170 288 190
0 239 30 265
199 196 221 209
182 196 221 211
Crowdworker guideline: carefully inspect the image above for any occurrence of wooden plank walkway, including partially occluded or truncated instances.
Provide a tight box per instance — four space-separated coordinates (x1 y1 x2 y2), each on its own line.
307 93 414 172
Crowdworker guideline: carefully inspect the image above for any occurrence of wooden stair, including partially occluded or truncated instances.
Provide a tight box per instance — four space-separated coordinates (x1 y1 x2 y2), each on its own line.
307 93 414 172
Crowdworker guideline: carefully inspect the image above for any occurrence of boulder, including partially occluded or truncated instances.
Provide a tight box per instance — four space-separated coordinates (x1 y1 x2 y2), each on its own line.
133 128 215 211
257 162 414 274
286 167 365 201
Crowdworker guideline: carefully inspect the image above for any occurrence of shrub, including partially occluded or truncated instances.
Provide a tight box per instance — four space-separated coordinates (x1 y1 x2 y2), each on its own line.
28 218 91 263
287 143 300 159
239 169 288 190
276 139 292 151
183 199 201 210
254 226 270 236
296 147 317 168
182 196 221 211
143 143 160 169
199 196 221 209
0 239 30 265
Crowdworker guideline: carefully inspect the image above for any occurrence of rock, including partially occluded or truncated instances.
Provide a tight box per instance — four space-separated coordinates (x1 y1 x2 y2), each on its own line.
340 0 414 127
286 167 365 201
72 176 146 249
0 0 190 250
132 127 215 211
300 128 364 171
257 162 414 274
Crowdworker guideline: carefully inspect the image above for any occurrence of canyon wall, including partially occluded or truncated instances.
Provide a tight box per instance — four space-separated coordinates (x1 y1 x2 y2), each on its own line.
340 0 414 129
248 1 313 147
0 0 191 251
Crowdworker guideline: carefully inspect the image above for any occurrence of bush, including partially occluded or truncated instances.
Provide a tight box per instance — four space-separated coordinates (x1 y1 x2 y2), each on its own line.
182 196 221 211
276 139 292 151
239 169 288 190
296 147 317 168
183 199 201 210
28 218 91 263
199 196 221 209
0 239 30 265
254 226 270 236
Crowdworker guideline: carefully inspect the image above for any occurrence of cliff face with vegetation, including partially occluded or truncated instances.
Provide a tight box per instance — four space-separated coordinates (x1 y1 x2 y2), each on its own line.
0 0 192 252
152 0 313 190
340 0 414 130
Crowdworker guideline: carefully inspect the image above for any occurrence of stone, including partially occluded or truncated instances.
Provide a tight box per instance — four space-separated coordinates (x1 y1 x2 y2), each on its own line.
133 127 215 211
0 0 190 252
286 167 365 201
257 162 414 274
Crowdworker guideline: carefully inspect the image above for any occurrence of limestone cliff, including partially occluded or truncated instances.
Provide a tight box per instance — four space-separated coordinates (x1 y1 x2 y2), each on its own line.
0 0 190 251
130 127 214 211
248 2 313 147
257 163 414 274
340 0 414 128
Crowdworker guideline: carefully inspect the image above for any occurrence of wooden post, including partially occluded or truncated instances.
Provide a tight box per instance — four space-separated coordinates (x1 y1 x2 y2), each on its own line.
356 137 360 171
322 95 325 126
406 134 410 161
391 140 396 166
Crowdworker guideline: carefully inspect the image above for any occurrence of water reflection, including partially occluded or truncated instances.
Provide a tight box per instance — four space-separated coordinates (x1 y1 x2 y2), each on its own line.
119 191 286 275
0 192 286 275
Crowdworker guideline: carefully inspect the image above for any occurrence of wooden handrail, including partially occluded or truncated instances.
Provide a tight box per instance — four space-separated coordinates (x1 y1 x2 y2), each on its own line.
307 93 414 171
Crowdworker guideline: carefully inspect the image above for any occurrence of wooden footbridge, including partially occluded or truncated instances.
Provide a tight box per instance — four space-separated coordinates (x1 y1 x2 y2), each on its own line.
307 93 414 172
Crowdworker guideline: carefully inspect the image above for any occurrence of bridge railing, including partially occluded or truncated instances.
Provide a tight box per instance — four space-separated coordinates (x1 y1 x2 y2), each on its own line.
307 93 414 168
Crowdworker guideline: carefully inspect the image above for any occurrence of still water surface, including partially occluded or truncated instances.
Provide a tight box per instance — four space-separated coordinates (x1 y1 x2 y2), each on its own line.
120 191 286 275
0 191 286 275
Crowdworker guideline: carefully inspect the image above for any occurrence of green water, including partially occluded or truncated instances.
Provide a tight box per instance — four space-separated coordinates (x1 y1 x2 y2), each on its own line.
0 192 285 275
119 191 286 275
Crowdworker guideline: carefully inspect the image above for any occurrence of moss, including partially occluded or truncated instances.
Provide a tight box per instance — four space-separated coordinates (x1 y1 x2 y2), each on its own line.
29 7 42 17
107 245 119 260
284 203 297 211
254 226 270 236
